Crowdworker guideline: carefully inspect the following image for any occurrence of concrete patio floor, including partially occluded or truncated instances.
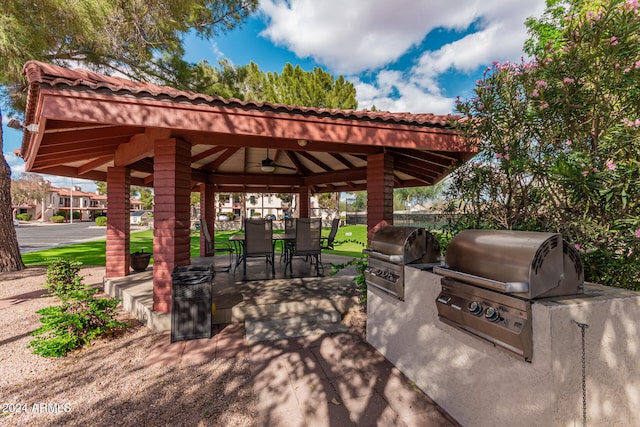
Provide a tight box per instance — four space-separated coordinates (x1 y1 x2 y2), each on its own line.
104 253 363 333
105 254 459 426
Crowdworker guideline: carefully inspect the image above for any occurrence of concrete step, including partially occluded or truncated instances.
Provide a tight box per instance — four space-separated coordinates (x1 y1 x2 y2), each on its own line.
245 309 347 343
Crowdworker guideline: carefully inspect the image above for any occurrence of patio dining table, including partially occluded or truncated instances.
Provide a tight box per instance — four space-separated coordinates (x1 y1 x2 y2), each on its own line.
229 233 295 273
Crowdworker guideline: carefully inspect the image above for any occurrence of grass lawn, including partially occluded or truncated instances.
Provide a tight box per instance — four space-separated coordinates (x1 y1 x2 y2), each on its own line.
21 225 368 267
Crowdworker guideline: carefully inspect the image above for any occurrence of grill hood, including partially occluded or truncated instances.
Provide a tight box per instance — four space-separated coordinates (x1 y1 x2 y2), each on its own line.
435 230 583 299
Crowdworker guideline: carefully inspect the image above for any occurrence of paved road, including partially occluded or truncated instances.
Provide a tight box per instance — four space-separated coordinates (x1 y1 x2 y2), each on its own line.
15 222 108 254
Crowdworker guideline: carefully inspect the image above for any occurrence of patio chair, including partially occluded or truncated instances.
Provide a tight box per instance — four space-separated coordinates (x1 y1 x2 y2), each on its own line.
284 218 323 275
279 217 297 263
200 219 234 272
242 218 275 278
321 218 340 251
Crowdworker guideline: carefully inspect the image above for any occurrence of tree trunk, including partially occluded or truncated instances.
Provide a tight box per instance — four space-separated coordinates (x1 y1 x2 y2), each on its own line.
0 108 26 272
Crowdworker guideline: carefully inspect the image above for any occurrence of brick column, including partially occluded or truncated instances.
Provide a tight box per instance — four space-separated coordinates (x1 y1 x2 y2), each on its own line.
105 166 130 277
298 186 310 218
199 182 215 257
366 153 394 241
153 138 191 313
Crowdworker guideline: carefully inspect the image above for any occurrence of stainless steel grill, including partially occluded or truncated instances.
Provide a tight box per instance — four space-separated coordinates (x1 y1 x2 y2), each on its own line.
433 230 584 362
363 226 439 300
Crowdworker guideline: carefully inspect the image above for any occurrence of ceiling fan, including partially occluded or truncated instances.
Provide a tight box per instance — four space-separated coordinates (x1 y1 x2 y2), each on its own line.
260 149 297 172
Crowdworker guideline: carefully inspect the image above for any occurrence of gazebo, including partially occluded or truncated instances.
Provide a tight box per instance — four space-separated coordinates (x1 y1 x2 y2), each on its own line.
18 61 474 313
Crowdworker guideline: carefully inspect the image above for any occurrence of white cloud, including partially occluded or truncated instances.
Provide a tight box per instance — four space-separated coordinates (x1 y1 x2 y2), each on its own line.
259 0 546 113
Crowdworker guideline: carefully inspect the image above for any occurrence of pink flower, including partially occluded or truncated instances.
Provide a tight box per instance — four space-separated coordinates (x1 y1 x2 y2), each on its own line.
574 244 585 253
531 89 539 97
566 140 572 146
535 80 548 87
539 103 549 110
563 77 575 84
610 36 619 45
503 154 510 161
635 61 640 69
635 229 640 239
582 170 589 176
606 159 616 171
495 153 503 159
503 146 509 152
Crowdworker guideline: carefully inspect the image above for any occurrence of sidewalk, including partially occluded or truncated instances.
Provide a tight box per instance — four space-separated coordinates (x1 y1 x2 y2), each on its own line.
146 324 458 427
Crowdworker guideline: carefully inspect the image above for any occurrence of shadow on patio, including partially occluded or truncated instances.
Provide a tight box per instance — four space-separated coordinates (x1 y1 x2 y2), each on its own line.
104 253 363 335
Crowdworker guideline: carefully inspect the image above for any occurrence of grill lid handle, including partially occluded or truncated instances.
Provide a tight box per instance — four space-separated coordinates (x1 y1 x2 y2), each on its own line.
433 266 530 294
362 248 405 264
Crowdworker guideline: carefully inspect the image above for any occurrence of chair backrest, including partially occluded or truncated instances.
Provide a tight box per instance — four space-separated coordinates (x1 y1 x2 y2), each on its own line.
284 217 296 234
244 218 273 255
295 218 321 254
327 218 340 244
200 219 213 243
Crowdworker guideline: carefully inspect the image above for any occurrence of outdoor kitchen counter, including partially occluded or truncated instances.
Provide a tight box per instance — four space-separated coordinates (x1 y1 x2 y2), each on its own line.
366 266 640 427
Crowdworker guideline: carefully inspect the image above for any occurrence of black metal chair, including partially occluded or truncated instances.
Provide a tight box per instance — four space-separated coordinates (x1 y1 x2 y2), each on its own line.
242 218 275 278
321 218 340 250
200 219 233 272
284 218 322 275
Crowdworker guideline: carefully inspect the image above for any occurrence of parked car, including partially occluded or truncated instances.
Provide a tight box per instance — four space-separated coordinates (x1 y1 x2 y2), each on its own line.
264 214 277 220
216 214 230 221
13 218 19 227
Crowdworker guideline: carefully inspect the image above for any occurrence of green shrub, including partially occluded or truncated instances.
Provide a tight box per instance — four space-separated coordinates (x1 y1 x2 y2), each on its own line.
45 259 85 300
95 216 107 226
50 215 65 223
16 213 32 221
29 296 125 357
29 259 127 357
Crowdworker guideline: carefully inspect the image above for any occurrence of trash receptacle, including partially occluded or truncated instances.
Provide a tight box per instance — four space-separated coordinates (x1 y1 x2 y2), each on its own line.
171 265 214 342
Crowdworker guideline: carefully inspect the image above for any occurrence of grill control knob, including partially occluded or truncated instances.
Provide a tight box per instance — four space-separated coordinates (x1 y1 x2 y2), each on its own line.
468 301 483 316
484 306 500 322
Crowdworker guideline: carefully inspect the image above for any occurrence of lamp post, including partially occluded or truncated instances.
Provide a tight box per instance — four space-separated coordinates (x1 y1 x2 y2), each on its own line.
41 180 50 223
70 179 73 224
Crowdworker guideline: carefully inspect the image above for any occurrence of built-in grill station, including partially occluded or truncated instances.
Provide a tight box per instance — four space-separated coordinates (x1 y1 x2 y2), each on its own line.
433 230 584 362
363 226 440 301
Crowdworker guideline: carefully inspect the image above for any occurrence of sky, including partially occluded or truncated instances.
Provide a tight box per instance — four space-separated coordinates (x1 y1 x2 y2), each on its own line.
2 0 547 193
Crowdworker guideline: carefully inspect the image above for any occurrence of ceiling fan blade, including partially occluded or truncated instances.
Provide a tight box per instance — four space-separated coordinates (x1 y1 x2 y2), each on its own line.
272 163 297 171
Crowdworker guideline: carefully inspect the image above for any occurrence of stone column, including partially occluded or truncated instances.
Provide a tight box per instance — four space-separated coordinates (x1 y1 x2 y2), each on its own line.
298 186 310 218
152 138 191 313
366 153 394 241
105 166 130 277
199 182 215 256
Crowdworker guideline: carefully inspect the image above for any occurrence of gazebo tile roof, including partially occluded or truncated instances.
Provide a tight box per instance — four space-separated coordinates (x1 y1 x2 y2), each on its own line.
23 61 456 127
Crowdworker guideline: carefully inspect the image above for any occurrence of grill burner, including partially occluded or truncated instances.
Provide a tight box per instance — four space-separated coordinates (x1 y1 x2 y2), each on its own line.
433 230 584 362
363 226 439 300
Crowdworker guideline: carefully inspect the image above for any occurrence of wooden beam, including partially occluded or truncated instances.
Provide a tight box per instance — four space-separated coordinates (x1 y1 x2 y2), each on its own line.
78 155 113 175
191 146 228 163
201 147 240 171
303 167 367 186
329 152 355 169
41 125 143 145
114 128 170 167
284 151 307 174
207 173 304 186
297 151 331 172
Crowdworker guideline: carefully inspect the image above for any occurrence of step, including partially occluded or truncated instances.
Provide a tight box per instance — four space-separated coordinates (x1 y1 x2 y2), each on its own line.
245 309 347 343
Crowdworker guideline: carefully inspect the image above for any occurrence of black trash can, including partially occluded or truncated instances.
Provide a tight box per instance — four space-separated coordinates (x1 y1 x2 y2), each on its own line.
171 265 215 342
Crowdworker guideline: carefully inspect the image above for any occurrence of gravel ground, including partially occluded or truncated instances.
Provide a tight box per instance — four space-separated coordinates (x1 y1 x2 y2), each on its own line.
0 267 257 427
0 267 368 427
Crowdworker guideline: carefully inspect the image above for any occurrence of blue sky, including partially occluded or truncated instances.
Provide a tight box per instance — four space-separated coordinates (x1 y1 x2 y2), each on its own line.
3 0 547 192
